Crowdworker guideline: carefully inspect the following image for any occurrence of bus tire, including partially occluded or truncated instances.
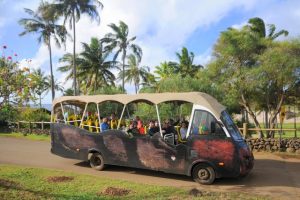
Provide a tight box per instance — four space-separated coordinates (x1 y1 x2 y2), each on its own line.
192 164 215 185
90 153 105 171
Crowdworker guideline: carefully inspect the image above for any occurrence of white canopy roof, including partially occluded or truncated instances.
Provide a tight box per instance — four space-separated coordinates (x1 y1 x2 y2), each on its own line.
53 92 226 118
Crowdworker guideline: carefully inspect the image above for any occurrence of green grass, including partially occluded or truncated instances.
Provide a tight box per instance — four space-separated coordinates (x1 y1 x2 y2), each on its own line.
0 132 50 141
0 165 268 200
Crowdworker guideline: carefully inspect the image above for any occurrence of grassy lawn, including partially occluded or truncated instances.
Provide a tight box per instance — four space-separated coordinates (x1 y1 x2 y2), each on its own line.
0 165 268 200
0 132 50 141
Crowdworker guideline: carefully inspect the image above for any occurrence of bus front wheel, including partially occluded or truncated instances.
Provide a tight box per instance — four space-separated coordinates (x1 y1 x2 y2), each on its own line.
90 153 105 171
192 164 215 185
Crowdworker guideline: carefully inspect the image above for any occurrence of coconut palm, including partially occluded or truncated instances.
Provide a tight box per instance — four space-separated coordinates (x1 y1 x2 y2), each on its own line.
175 47 203 77
120 54 150 94
154 61 177 80
58 53 79 81
248 17 288 40
79 37 117 94
31 68 50 109
19 1 68 100
52 0 103 96
46 75 64 93
102 21 142 92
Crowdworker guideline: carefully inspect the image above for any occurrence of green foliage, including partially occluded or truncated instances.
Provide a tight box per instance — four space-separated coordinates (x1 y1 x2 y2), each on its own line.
102 20 143 92
0 56 35 111
0 105 18 122
16 108 51 122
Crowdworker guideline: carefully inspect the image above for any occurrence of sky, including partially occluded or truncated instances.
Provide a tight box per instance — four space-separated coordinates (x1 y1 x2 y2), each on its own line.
1 0 300 104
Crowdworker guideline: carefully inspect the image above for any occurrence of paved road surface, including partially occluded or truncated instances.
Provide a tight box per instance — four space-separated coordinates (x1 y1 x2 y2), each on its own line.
0 137 299 199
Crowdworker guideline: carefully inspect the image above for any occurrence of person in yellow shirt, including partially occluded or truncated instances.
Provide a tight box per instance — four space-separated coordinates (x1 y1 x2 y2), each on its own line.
110 113 118 129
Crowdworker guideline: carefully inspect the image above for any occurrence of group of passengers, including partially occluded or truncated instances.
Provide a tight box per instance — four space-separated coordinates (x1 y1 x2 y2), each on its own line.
98 113 190 141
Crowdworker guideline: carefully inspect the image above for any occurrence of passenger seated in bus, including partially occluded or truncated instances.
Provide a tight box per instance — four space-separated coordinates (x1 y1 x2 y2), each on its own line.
127 121 139 136
147 120 159 136
100 117 109 132
162 119 178 144
110 113 118 129
138 121 145 134
135 116 143 129
180 121 188 140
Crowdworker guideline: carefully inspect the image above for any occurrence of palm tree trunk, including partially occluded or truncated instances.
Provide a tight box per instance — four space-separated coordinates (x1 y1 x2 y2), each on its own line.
72 12 77 96
122 53 125 93
39 94 42 109
135 82 138 94
48 42 55 101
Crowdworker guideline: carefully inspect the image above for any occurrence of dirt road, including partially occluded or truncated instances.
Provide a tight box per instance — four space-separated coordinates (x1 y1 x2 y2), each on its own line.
0 137 299 199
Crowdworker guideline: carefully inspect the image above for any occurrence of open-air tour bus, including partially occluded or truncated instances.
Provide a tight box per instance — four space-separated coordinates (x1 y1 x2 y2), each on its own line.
50 92 254 184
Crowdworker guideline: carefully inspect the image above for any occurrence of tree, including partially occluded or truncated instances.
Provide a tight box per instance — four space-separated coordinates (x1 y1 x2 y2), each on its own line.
19 1 68 100
0 56 33 110
175 47 203 77
52 0 103 96
247 17 288 40
208 26 265 137
30 68 50 109
256 40 300 137
154 61 177 80
78 37 117 94
120 54 150 94
102 21 142 92
247 17 289 131
208 22 300 138
63 88 74 96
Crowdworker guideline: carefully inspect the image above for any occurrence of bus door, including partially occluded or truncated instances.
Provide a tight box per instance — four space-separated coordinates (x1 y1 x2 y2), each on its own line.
188 109 239 176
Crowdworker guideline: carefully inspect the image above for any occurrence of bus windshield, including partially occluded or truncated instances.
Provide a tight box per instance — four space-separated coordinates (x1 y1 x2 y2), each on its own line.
220 110 243 141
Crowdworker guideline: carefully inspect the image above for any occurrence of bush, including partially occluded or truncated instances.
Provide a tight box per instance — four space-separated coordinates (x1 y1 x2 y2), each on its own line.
0 105 18 122
18 107 50 122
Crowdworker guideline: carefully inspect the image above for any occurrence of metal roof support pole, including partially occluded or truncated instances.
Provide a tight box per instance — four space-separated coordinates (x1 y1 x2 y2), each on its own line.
155 104 163 137
51 108 54 123
61 103 66 124
117 104 126 129
96 103 101 129
79 103 88 128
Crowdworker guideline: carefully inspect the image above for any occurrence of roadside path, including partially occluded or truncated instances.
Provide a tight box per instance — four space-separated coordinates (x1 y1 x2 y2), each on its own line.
0 137 299 199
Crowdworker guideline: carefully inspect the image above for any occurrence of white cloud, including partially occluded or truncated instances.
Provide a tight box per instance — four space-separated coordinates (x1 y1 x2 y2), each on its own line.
254 1 300 38
194 48 212 67
3 0 300 103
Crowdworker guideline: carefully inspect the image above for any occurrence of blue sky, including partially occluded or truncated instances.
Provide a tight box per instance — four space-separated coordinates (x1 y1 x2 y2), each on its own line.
1 0 300 104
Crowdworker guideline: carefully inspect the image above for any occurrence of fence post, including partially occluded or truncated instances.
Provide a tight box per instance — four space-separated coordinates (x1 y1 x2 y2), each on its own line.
17 122 20 132
243 123 248 138
41 121 44 130
29 122 32 134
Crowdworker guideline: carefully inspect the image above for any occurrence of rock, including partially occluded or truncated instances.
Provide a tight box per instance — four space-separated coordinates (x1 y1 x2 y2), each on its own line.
286 148 295 153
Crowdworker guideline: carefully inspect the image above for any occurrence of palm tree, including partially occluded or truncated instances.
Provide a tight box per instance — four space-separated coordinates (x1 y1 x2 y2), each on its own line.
58 52 85 90
46 75 64 93
102 21 142 92
79 37 117 94
120 54 150 94
52 0 103 96
154 61 177 80
175 47 203 77
248 17 288 40
247 17 289 136
19 1 68 100
31 68 50 109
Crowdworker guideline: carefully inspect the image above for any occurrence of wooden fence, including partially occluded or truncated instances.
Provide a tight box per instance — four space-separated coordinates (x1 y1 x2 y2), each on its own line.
238 123 299 138
10 121 52 134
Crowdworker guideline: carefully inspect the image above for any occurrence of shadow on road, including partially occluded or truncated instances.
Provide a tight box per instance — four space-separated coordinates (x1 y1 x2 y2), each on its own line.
74 158 300 188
